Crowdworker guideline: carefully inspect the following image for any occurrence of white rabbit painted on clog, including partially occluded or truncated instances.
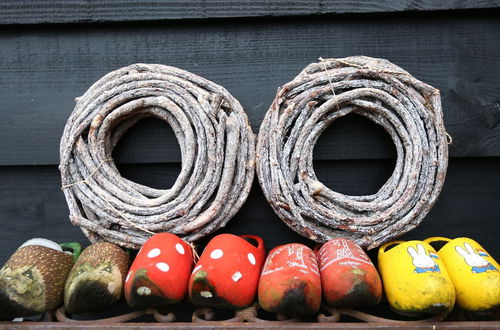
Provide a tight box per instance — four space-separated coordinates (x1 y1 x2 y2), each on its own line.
455 243 498 273
408 244 440 273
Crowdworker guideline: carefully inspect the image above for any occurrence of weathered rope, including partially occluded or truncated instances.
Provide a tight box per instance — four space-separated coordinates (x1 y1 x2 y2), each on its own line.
256 56 448 249
59 63 255 249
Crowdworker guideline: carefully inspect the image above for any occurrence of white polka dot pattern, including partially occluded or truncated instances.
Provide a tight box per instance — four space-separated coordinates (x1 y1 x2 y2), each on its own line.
210 249 223 259
156 262 169 272
232 271 243 282
147 248 161 258
248 253 256 265
176 243 185 255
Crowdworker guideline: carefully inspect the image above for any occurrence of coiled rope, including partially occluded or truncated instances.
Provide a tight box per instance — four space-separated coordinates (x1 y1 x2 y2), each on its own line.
256 56 448 249
60 63 255 249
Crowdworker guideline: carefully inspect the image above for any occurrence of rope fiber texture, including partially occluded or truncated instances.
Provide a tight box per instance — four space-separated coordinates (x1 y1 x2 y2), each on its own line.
256 56 448 249
60 63 255 249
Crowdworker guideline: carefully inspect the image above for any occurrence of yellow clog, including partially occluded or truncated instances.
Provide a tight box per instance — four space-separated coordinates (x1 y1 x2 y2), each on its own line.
378 240 455 315
424 237 500 311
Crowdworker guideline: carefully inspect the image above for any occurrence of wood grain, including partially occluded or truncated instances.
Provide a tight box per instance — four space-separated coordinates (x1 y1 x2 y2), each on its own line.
1 321 499 329
112 114 396 164
1 158 498 266
0 13 499 165
1 0 500 25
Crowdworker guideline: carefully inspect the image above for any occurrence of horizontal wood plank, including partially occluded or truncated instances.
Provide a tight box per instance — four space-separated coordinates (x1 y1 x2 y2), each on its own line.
1 0 500 25
1 158 498 266
0 13 499 165
1 321 499 328
2 321 500 328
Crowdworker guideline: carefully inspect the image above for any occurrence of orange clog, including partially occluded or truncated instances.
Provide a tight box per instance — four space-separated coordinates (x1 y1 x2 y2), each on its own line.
258 243 321 316
189 234 265 309
317 238 382 308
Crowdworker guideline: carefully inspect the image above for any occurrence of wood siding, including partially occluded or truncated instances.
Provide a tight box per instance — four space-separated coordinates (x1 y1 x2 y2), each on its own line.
0 2 499 266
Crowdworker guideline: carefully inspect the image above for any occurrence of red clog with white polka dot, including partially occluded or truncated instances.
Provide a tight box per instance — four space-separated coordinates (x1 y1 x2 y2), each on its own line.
258 243 321 316
189 234 265 309
124 233 194 309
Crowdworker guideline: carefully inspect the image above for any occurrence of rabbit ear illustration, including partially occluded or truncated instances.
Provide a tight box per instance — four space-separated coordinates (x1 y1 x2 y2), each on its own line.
456 246 468 257
417 244 426 255
464 242 476 254
407 246 418 258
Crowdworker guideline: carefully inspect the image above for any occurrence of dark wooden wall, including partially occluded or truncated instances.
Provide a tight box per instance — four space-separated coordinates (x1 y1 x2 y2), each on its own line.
1 1 499 266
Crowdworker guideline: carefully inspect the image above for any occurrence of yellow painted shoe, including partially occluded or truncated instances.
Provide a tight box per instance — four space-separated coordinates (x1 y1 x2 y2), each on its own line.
378 240 455 316
424 237 500 311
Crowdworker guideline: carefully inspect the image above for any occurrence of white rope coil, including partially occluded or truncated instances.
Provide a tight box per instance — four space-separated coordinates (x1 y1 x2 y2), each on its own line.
256 56 448 249
59 63 255 249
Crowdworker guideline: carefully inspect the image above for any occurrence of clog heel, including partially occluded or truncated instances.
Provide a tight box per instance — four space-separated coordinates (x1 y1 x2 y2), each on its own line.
424 237 500 311
189 234 265 309
317 238 382 308
378 240 455 316
125 233 194 309
258 243 321 316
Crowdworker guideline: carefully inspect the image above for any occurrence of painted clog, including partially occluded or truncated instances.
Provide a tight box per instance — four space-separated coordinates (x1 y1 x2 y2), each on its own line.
0 238 79 320
64 242 129 314
258 243 321 316
189 234 265 309
378 240 455 316
125 233 194 309
317 238 382 308
424 237 500 311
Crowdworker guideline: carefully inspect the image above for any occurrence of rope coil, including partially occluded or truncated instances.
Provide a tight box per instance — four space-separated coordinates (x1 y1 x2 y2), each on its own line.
59 63 255 249
256 56 448 249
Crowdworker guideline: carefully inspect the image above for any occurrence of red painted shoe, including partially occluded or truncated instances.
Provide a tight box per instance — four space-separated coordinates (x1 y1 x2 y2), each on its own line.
125 233 194 309
258 243 321 316
317 238 382 308
189 234 265 309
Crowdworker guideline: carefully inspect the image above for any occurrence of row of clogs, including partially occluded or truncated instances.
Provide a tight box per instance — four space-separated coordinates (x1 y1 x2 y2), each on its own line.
0 234 381 319
0 234 498 320
0 238 129 319
379 238 500 315
127 234 384 317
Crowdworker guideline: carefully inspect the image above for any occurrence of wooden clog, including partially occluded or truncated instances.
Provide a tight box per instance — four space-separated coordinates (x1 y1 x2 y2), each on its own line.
424 237 500 311
378 240 455 316
64 242 129 314
125 233 194 309
317 238 382 308
0 238 78 320
258 243 321 316
189 234 265 309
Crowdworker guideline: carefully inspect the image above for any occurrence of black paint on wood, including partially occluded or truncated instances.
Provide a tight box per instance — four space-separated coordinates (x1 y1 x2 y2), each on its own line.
1 158 498 266
110 113 397 164
1 0 500 25
0 12 499 165
0 6 498 312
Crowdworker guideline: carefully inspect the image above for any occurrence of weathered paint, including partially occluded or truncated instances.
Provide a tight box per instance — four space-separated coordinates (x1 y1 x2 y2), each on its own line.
424 237 500 311
258 243 321 316
64 242 129 314
125 233 193 309
317 238 382 308
378 240 455 316
189 234 265 309
0 242 74 320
